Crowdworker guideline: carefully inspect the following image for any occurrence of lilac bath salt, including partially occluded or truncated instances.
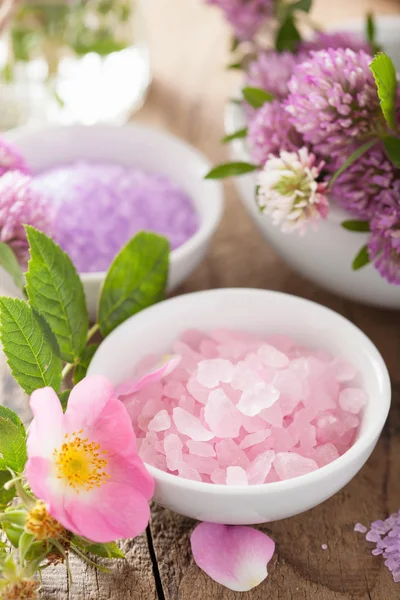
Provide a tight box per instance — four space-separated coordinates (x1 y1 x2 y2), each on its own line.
32 161 198 273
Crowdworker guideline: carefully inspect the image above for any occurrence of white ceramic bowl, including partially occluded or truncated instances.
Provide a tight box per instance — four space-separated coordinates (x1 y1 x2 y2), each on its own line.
88 288 391 524
224 16 400 309
3 124 224 319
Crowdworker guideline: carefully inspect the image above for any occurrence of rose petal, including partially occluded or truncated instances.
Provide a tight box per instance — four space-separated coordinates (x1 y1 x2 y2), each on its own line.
116 355 181 398
191 522 275 591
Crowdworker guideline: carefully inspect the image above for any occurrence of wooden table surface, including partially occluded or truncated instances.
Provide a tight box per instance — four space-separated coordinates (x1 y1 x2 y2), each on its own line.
2 0 400 597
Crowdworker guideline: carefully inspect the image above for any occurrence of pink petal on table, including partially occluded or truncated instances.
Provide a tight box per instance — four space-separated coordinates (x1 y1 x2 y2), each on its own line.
191 522 275 592
116 355 181 397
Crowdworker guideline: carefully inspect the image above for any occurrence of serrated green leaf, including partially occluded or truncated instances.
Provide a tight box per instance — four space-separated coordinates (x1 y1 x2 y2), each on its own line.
242 87 274 108
342 220 371 232
73 344 99 385
352 245 370 270
329 139 377 187
221 128 248 144
98 233 169 337
0 406 25 435
25 227 89 363
205 162 258 179
275 15 301 52
85 541 125 559
0 417 27 473
0 297 62 395
0 471 15 506
0 243 24 291
58 389 71 412
383 135 400 168
370 53 398 130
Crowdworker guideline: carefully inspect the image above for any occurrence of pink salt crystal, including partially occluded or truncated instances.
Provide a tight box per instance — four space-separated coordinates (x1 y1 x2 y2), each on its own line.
247 450 275 484
137 399 165 432
139 432 159 463
329 358 357 383
266 334 297 354
273 369 303 407
354 523 368 534
196 358 234 388
184 454 219 475
148 410 171 432
177 462 202 482
338 387 367 414
164 434 183 471
269 427 296 452
237 382 280 417
173 341 202 371
173 407 214 441
274 452 318 480
186 375 210 405
216 439 250 469
260 402 283 427
265 467 280 483
179 395 196 415
231 361 264 391
321 544 328 550
258 344 289 369
187 440 216 457
239 430 271 450
163 380 186 400
180 329 205 351
241 413 268 433
226 466 249 486
313 443 340 467
210 468 227 484
204 389 242 438
199 339 219 358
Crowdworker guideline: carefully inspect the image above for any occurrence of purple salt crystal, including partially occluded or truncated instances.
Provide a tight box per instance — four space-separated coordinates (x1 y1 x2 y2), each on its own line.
354 522 368 534
32 161 199 273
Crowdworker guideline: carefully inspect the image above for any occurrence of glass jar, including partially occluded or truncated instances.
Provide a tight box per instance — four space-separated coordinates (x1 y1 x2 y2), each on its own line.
0 0 150 128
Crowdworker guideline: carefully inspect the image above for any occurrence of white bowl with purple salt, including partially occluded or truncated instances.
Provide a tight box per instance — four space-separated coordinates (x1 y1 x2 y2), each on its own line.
88 288 391 524
5 124 224 318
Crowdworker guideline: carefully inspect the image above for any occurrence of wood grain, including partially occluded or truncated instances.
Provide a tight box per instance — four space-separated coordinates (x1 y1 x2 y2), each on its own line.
1 0 400 597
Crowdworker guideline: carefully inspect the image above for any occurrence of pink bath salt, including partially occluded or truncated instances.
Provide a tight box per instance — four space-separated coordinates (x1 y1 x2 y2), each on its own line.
180 329 205 350
247 450 275 484
196 359 235 389
338 387 367 414
257 344 289 369
274 452 318 480
217 341 250 361
187 440 216 457
137 399 165 432
273 369 304 405
216 439 250 470
173 407 214 441
241 413 269 434
139 432 160 464
269 427 296 453
184 454 219 475
329 358 357 383
148 410 171 432
226 466 249 486
239 430 271 450
164 434 183 472
173 341 202 372
177 462 202 482
313 443 340 467
163 380 187 400
266 334 297 354
260 402 283 427
231 361 264 392
237 382 280 417
199 339 219 358
204 389 242 438
186 376 210 405
210 468 227 484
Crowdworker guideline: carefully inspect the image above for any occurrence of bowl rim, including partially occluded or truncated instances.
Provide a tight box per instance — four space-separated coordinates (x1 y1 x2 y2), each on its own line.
4 122 224 282
88 287 392 495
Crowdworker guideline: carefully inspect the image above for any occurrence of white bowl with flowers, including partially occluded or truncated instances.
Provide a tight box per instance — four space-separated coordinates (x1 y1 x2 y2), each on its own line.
218 15 400 309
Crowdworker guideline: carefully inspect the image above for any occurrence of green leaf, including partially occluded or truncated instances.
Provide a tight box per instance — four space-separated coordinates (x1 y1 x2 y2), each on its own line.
227 61 244 70
73 344 99 385
383 135 400 168
352 245 370 270
221 128 248 144
25 227 89 363
85 542 125 559
366 12 381 54
205 162 258 179
342 220 371 232
58 389 71 412
230 36 240 52
329 139 377 187
98 233 169 337
291 0 312 12
275 15 301 52
242 86 274 108
0 297 62 395
0 471 15 506
0 406 25 435
370 53 398 130
0 243 24 291
0 416 27 473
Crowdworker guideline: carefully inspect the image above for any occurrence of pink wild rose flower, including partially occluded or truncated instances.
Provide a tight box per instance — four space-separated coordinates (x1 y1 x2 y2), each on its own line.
26 376 154 543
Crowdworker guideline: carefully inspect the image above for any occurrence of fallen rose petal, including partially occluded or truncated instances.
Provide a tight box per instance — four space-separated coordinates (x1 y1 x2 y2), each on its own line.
190 522 275 592
116 355 181 397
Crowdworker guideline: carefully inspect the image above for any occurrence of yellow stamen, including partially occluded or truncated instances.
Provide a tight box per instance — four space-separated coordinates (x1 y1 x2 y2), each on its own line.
25 500 66 541
53 432 109 492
